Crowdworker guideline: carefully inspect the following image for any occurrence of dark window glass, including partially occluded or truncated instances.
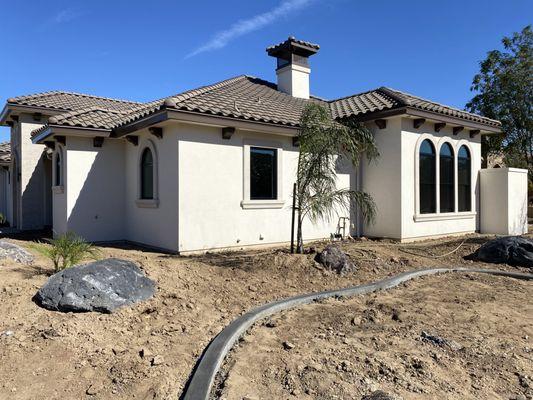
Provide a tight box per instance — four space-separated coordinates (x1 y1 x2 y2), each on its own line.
458 146 471 211
55 151 61 186
419 140 436 214
250 147 277 200
141 148 154 199
439 143 455 212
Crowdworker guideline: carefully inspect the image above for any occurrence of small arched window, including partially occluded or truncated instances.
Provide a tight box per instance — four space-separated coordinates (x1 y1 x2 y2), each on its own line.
439 143 455 213
419 140 436 214
54 149 62 186
458 145 471 211
140 148 154 199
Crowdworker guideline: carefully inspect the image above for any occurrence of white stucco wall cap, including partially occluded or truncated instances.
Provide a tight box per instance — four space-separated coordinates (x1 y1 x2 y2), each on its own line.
480 167 528 174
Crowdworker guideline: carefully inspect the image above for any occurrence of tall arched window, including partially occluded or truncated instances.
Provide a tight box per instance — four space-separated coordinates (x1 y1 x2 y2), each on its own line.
419 140 436 214
439 143 455 212
54 149 62 186
458 145 471 211
140 148 154 199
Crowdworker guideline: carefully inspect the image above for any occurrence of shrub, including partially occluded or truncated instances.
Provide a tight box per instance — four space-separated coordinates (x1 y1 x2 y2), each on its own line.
32 232 100 272
0 213 7 227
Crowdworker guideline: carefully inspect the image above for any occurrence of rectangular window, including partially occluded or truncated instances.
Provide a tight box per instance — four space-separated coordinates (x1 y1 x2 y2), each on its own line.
250 147 277 200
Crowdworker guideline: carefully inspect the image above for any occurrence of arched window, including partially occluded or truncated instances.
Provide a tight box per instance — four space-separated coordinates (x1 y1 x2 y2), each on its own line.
140 148 154 199
458 145 471 211
54 149 62 186
439 143 455 213
419 139 436 214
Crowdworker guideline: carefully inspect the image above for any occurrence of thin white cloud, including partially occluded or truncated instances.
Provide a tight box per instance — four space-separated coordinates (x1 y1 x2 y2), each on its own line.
186 0 315 58
42 8 83 27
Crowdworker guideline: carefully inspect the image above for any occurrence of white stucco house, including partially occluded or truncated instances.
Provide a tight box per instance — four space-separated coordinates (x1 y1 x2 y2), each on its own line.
0 37 527 253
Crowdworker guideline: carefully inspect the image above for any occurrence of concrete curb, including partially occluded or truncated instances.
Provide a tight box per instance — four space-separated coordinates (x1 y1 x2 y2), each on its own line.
181 267 533 400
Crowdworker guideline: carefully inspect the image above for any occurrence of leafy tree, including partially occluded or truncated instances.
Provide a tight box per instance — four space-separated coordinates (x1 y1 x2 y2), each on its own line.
294 103 378 253
466 25 533 179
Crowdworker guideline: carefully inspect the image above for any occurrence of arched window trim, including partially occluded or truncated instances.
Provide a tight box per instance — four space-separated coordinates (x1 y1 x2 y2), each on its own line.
455 140 474 213
53 146 64 188
414 135 476 221
136 139 159 208
414 134 438 216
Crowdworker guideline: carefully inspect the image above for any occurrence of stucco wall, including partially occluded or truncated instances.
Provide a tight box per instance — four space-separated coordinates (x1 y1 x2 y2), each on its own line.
0 168 9 219
52 137 126 241
399 119 481 240
19 116 47 230
480 168 528 235
176 123 350 253
124 128 179 251
361 117 402 238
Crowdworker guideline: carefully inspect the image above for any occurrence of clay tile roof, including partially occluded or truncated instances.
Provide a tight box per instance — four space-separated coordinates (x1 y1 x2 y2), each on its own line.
0 141 11 164
160 75 324 127
25 77 500 139
7 91 141 112
329 87 501 127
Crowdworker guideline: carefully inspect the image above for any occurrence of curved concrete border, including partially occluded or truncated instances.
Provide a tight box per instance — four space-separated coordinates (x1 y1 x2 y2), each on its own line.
181 267 533 400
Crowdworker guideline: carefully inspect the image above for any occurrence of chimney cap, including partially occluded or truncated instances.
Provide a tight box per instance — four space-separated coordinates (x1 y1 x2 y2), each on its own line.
266 37 319 59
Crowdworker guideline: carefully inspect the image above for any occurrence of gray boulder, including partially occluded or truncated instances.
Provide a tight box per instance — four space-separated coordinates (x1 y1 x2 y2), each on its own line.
35 258 156 313
315 244 356 274
466 236 533 268
0 240 34 264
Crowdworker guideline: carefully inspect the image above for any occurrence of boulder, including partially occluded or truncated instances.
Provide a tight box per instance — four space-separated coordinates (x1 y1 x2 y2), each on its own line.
0 241 34 264
35 258 156 313
314 245 356 274
466 236 533 268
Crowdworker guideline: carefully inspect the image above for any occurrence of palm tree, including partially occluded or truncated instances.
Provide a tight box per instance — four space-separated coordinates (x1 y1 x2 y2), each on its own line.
294 103 379 253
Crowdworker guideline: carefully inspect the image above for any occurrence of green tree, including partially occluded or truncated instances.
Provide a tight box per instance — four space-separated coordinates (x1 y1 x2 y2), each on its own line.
466 25 533 179
294 103 378 253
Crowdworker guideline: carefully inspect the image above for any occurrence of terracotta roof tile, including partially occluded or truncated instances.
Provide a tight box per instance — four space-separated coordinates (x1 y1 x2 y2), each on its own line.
7 91 141 112
329 87 500 127
22 77 500 139
0 141 11 163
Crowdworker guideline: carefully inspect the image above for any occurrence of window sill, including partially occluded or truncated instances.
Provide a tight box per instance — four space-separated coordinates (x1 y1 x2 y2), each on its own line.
136 199 159 208
241 199 285 209
52 185 64 194
414 211 476 222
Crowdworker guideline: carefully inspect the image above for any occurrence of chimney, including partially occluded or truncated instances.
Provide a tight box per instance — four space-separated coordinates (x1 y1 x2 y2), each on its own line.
266 36 319 99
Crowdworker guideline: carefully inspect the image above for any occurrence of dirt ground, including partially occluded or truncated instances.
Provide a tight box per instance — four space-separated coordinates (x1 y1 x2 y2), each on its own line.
218 273 533 400
0 234 531 400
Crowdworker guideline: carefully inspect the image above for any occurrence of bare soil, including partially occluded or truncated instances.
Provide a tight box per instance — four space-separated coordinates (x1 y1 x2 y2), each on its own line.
0 234 531 400
218 273 532 400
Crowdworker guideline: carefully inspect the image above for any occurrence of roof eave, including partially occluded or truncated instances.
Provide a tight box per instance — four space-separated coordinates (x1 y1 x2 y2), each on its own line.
113 108 300 137
32 125 112 144
0 104 11 126
349 107 501 134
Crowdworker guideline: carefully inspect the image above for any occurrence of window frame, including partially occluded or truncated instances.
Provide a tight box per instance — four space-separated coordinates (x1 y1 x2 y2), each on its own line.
52 145 64 194
242 139 284 209
414 135 476 222
136 139 159 208
418 139 437 214
457 144 472 212
439 142 455 213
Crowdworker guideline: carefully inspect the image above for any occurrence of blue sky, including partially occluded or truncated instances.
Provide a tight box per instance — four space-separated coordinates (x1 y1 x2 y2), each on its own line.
0 0 531 141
